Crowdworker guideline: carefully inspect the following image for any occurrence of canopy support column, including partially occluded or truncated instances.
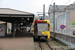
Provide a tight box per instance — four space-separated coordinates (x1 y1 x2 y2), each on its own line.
5 22 7 36
12 21 15 38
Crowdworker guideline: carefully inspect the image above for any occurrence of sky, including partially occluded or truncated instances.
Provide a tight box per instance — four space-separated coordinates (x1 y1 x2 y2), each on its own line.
0 0 75 16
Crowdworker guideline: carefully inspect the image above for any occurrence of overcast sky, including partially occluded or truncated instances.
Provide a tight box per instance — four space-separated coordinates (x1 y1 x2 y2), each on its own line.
0 0 75 15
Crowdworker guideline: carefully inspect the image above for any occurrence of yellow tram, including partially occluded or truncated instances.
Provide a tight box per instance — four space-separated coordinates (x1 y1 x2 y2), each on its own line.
34 20 50 40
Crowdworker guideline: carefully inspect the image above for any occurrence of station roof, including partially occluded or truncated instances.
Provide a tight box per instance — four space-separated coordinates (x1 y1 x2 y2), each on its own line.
0 8 34 15
0 8 34 26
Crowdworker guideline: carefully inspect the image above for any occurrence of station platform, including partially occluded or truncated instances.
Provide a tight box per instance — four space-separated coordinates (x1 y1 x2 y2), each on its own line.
0 32 34 50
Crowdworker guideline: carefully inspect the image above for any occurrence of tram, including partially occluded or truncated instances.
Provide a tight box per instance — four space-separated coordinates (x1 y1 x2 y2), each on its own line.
34 20 50 40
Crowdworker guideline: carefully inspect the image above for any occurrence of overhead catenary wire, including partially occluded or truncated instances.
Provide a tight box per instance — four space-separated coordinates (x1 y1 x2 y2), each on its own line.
37 0 54 19
49 0 71 10
37 0 71 19
51 0 54 4
49 0 71 12
37 0 54 14
65 0 70 5
48 0 54 14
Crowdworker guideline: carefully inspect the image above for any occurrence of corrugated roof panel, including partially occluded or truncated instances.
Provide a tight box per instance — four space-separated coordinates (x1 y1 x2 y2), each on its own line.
0 8 34 15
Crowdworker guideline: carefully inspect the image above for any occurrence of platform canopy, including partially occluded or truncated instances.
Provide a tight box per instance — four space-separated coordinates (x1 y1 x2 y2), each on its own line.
0 8 34 26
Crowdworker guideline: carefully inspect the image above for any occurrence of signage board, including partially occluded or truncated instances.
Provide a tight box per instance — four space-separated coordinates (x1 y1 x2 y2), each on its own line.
60 24 66 30
72 22 75 27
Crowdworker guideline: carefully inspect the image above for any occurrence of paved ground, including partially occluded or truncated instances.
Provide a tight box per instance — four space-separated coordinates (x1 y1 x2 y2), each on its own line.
0 32 34 50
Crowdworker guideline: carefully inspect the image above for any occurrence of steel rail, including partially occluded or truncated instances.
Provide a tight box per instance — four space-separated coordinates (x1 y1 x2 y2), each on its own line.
38 41 44 50
45 41 55 50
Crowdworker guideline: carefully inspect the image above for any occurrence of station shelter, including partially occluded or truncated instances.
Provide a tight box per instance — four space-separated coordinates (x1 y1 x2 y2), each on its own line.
0 8 34 37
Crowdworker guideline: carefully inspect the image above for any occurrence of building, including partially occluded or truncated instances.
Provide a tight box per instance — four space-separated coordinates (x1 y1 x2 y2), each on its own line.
48 5 67 30
65 2 75 12
56 11 75 34
56 2 75 34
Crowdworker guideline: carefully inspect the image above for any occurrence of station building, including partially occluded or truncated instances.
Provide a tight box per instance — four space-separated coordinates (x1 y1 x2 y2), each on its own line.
48 5 67 30
56 2 75 34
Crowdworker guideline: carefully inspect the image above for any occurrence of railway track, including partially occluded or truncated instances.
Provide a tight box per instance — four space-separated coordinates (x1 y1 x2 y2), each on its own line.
34 42 39 50
34 41 55 50
34 39 73 50
48 39 63 50
34 38 68 50
45 41 55 50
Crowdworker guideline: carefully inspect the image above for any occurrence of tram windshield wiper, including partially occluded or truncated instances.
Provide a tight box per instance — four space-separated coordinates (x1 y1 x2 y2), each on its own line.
42 28 48 31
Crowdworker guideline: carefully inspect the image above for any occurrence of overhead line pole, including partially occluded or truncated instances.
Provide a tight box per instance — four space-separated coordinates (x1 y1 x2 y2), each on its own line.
53 2 55 39
43 4 45 20
37 4 45 20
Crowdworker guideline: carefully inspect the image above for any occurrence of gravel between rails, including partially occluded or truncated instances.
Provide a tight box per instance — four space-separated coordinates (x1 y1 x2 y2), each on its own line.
45 41 55 50
47 39 63 50
34 42 40 50
40 42 51 50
